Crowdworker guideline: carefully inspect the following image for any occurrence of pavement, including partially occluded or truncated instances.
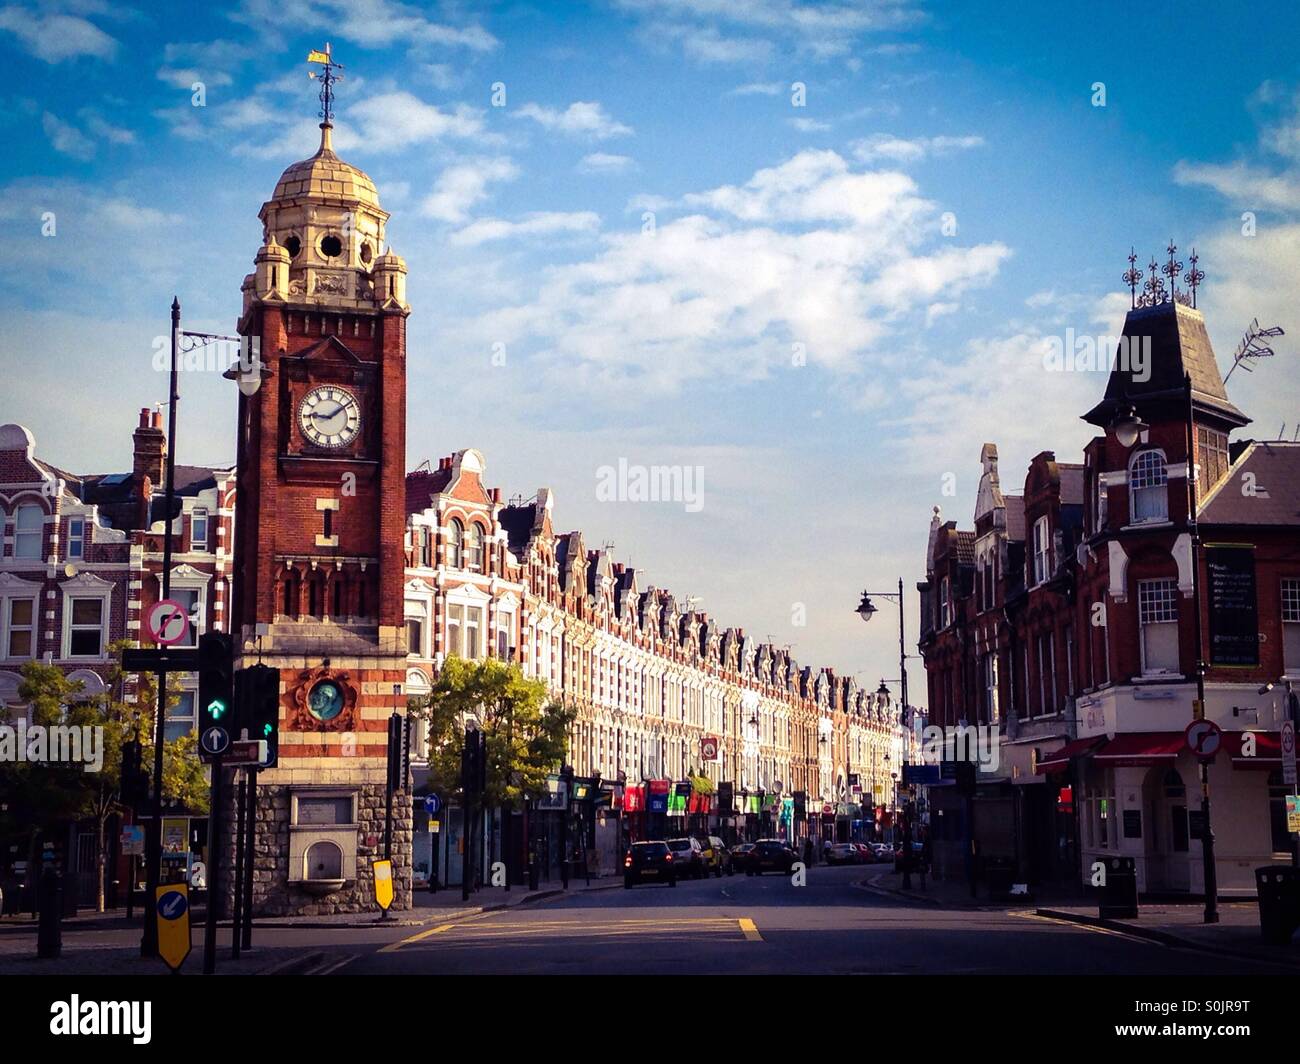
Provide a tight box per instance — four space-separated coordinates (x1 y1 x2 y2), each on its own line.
863 864 1300 970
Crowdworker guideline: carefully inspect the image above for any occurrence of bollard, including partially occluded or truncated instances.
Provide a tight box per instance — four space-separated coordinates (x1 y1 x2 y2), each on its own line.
528 860 540 892
36 868 63 959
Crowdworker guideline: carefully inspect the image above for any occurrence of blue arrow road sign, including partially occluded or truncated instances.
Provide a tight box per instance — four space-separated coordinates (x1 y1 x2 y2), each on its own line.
157 890 188 920
423 794 441 815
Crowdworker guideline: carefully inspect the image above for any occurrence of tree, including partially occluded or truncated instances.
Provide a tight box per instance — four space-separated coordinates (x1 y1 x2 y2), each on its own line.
412 656 573 808
0 643 209 912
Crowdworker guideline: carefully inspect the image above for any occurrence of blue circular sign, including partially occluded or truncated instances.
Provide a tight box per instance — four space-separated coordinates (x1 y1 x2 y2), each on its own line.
201 727 230 755
157 890 188 921
423 794 441 815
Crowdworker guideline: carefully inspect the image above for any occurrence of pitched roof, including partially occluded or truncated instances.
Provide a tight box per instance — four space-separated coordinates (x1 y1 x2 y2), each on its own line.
1199 440 1300 526
1082 301 1248 429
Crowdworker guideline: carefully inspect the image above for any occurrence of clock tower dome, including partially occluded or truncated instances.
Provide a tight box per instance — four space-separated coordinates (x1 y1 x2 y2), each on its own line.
228 47 412 915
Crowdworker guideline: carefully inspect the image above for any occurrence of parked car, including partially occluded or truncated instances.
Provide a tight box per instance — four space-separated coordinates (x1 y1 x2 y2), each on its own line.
730 842 756 873
826 842 860 865
853 842 876 863
699 836 734 876
666 837 707 879
747 839 797 875
869 842 892 862
624 841 678 888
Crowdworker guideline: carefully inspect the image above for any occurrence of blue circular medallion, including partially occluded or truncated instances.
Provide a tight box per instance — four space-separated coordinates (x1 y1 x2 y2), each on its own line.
308 679 345 721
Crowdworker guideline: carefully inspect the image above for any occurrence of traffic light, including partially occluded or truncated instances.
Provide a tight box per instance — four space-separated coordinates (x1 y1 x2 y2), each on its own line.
120 738 149 809
236 663 280 768
386 713 410 793
197 631 234 759
460 727 485 796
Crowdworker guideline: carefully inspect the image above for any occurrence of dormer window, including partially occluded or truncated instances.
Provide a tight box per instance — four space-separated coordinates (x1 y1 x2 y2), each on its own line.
464 524 484 572
1032 516 1052 585
1129 449 1168 523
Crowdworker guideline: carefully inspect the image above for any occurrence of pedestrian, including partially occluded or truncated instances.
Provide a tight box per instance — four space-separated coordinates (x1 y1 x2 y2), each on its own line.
803 837 813 867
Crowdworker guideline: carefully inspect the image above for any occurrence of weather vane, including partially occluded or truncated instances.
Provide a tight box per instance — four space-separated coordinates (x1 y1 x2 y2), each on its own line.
307 43 344 126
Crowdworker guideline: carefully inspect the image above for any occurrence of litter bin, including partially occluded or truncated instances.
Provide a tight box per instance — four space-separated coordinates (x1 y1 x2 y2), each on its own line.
983 856 1015 899
1098 855 1138 919
1255 865 1300 945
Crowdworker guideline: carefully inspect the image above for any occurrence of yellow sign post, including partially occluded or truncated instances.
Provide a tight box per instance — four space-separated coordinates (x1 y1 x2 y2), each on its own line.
373 859 394 911
155 883 192 974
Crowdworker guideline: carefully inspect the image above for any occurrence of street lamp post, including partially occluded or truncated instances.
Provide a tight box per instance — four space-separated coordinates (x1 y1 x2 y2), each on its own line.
859 582 914 889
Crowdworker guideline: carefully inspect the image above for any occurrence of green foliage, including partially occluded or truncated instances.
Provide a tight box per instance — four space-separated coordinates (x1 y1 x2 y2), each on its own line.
411 656 574 808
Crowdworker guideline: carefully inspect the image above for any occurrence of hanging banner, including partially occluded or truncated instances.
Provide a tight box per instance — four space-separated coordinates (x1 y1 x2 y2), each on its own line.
1205 545 1259 666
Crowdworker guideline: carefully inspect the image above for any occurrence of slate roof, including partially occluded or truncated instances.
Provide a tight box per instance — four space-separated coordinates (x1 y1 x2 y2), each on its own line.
1199 441 1300 526
1083 301 1249 429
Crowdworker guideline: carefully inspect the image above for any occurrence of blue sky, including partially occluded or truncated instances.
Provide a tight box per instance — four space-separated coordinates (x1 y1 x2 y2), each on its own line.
3 0 1299 702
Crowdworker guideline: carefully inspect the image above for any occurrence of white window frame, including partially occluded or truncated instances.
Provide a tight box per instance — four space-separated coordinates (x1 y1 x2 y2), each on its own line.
1282 578 1300 679
1129 450 1169 524
191 507 209 551
67 517 85 560
1138 578 1180 677
0 573 43 664
13 503 44 561
60 573 114 662
1032 516 1052 585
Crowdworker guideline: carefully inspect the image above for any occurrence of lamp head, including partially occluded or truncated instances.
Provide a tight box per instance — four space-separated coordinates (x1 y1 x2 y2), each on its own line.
856 591 877 623
1110 403 1147 449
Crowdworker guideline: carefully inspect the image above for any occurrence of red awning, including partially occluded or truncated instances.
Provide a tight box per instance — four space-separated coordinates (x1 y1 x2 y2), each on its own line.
1228 730 1280 768
1037 736 1106 775
1092 732 1185 767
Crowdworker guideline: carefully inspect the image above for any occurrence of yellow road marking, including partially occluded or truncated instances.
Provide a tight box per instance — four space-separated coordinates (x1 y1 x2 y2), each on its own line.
379 922 455 953
738 918 763 941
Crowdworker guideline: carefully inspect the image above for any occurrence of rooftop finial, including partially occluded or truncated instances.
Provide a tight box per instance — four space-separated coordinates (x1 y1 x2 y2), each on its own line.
307 42 344 142
1184 248 1204 309
1162 239 1183 303
1123 247 1141 309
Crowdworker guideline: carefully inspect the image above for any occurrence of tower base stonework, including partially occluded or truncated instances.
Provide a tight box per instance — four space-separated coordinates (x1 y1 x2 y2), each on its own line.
220 637 413 917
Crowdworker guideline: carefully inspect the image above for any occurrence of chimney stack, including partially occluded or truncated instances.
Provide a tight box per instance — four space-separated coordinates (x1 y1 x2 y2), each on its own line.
133 407 166 495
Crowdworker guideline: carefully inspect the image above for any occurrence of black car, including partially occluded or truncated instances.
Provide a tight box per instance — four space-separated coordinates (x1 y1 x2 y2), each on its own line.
730 842 756 873
624 841 678 887
747 839 797 876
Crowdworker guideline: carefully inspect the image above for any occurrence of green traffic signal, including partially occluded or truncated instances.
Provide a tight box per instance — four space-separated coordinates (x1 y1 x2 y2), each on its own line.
208 698 228 720
263 722 273 737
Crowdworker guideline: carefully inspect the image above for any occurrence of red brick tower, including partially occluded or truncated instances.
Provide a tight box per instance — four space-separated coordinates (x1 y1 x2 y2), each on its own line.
228 65 412 914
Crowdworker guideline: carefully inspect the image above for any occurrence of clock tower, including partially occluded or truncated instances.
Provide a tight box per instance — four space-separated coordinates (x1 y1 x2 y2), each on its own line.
228 47 412 915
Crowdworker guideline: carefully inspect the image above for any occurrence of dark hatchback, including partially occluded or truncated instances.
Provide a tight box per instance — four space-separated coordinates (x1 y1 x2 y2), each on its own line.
624 841 678 888
746 839 797 876
730 842 756 872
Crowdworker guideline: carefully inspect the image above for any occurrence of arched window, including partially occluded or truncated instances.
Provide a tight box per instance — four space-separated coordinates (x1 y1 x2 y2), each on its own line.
14 503 43 560
447 519 463 569
1129 450 1168 522
464 523 484 572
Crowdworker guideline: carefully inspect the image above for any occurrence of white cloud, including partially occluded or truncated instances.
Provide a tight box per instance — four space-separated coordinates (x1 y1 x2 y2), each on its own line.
42 112 95 160
1172 160 1300 212
420 157 519 222
852 133 984 164
450 149 1008 394
232 0 497 52
615 0 923 62
514 101 632 139
789 117 831 133
450 211 601 247
579 152 635 174
0 6 116 62
728 81 784 96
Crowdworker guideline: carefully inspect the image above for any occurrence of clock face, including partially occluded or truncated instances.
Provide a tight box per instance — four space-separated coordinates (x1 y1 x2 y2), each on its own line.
299 386 361 449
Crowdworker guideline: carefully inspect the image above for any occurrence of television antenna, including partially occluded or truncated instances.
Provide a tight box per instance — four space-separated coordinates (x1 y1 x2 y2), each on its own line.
1225 318 1285 382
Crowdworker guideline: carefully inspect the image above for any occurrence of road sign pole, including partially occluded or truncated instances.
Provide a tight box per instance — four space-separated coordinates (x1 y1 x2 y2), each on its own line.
202 751 224 975
231 766 245 959
242 767 257 950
